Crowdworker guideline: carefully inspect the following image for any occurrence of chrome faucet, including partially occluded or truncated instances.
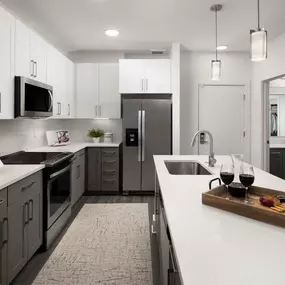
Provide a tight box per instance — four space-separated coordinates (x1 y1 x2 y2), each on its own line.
191 130 217 167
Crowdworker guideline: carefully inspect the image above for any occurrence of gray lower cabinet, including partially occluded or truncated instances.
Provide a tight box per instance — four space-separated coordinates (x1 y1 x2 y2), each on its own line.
87 147 120 192
270 148 284 179
7 171 43 284
71 149 86 206
0 188 8 285
87 148 102 191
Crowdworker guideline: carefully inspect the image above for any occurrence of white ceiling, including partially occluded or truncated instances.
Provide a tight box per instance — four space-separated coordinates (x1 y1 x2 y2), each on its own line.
1 0 285 53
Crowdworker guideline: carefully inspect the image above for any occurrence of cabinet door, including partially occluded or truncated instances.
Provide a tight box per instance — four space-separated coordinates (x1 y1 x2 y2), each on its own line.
79 151 86 196
15 20 31 79
0 189 8 285
270 149 283 179
119 59 145 94
47 46 65 117
0 7 14 119
159 203 169 285
27 189 42 260
98 64 120 118
87 148 102 191
65 59 75 117
76 64 99 118
145 59 171 94
7 201 26 283
30 32 47 83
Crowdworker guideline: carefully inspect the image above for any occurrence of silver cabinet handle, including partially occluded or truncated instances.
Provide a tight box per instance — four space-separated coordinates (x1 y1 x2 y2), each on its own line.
60 102 62 115
138 110 142 162
24 202 29 225
22 181 36 191
142 110 145 161
103 179 116 183
57 102 60 115
34 61 37 78
99 105 102 117
141 78 144 91
68 104 71 116
29 199 33 221
2 217 8 245
30 60 34 77
146 78 148 91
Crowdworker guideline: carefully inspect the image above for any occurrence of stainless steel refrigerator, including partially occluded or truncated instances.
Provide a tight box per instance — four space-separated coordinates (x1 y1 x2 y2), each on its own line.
122 94 172 192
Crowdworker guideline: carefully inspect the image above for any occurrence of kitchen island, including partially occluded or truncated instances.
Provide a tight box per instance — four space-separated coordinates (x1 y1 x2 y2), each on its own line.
154 155 285 285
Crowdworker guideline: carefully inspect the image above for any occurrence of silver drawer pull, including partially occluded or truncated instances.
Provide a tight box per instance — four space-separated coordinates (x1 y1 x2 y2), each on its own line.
104 179 116 183
103 151 116 155
22 181 36 191
104 160 116 164
104 170 116 174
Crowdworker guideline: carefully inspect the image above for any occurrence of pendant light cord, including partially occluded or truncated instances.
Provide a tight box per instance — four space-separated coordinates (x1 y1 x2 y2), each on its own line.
257 0 260 29
215 9 218 60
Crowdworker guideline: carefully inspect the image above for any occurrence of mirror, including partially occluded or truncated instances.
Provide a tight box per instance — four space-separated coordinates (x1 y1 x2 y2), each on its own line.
269 77 285 137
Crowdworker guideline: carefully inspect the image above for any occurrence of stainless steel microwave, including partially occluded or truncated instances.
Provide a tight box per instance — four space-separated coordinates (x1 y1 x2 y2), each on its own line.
15 77 53 118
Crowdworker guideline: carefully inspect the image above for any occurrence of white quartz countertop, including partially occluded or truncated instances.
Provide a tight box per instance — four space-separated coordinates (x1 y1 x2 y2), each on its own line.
28 142 121 153
270 144 285 148
154 155 285 285
0 165 45 190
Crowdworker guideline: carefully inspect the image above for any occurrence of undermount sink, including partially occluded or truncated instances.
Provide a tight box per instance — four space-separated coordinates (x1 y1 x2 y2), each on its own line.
164 161 211 175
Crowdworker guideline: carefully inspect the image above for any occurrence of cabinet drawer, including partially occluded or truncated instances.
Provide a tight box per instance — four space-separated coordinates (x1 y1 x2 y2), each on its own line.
102 159 119 171
102 148 119 158
8 172 42 206
102 169 117 177
102 178 119 191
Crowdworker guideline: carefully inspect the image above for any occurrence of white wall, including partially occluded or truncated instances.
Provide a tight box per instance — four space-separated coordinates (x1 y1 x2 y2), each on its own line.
0 119 122 156
180 51 252 160
251 33 285 168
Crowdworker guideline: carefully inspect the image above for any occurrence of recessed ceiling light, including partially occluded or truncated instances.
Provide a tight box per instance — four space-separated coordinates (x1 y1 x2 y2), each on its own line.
216 45 228 51
105 29 119 37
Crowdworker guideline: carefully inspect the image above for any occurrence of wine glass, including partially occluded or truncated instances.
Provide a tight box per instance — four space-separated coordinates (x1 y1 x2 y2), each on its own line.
220 164 235 200
239 164 255 204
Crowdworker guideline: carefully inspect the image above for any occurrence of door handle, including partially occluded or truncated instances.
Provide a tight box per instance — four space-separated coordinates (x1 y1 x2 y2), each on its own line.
22 181 36 191
142 110 145 162
30 60 34 77
57 102 60 115
2 217 8 245
35 61 38 78
68 104 71 116
141 78 144 92
99 105 102 117
24 202 29 225
29 199 33 221
138 110 142 162
59 102 62 115
145 78 148 91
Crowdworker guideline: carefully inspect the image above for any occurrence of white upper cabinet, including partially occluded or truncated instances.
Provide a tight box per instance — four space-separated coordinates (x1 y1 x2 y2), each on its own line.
76 64 99 119
76 63 120 119
0 7 14 119
119 59 171 94
15 20 47 82
64 59 75 117
47 46 67 117
98 64 120 118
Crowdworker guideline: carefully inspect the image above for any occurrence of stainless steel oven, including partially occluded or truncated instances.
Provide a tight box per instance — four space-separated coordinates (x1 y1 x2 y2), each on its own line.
15 76 53 118
47 163 71 229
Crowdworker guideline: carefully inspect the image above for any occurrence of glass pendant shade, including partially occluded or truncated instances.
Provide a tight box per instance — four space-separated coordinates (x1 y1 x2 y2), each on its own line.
250 29 267 62
211 60 221 81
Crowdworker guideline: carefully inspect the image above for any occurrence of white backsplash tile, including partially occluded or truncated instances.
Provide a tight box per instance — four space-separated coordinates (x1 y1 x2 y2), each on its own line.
0 119 122 156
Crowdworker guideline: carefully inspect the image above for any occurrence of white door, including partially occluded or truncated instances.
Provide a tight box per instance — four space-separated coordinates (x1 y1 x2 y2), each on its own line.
145 59 171 93
198 85 245 156
119 59 145 94
0 7 14 119
76 63 99 118
30 32 47 83
98 64 120 118
15 20 32 78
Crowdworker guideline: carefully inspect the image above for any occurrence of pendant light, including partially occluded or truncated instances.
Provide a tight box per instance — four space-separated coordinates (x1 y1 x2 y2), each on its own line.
250 0 267 61
210 4 223 81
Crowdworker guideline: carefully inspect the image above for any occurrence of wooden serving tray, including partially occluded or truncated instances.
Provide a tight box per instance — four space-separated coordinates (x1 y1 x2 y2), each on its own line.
202 184 285 228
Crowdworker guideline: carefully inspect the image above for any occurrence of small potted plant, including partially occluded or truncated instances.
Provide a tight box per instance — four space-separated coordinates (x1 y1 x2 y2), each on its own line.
88 128 104 143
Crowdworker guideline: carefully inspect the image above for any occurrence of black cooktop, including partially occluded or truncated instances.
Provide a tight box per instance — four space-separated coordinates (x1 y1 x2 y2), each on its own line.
0 151 73 166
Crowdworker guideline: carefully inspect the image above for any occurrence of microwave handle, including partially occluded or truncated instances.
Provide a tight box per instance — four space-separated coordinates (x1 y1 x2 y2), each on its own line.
48 91 53 112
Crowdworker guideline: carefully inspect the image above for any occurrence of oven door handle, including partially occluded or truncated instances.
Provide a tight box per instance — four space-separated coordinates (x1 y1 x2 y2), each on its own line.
49 165 71 180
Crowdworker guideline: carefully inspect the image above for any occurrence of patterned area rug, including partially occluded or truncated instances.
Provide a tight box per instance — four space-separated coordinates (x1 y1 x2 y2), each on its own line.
33 203 153 285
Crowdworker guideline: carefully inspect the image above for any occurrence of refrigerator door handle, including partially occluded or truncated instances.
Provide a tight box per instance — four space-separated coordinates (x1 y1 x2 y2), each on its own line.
142 110 145 161
138 110 142 162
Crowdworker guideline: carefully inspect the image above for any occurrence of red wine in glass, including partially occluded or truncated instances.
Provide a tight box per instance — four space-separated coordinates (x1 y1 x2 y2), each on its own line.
220 164 234 199
239 164 255 204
